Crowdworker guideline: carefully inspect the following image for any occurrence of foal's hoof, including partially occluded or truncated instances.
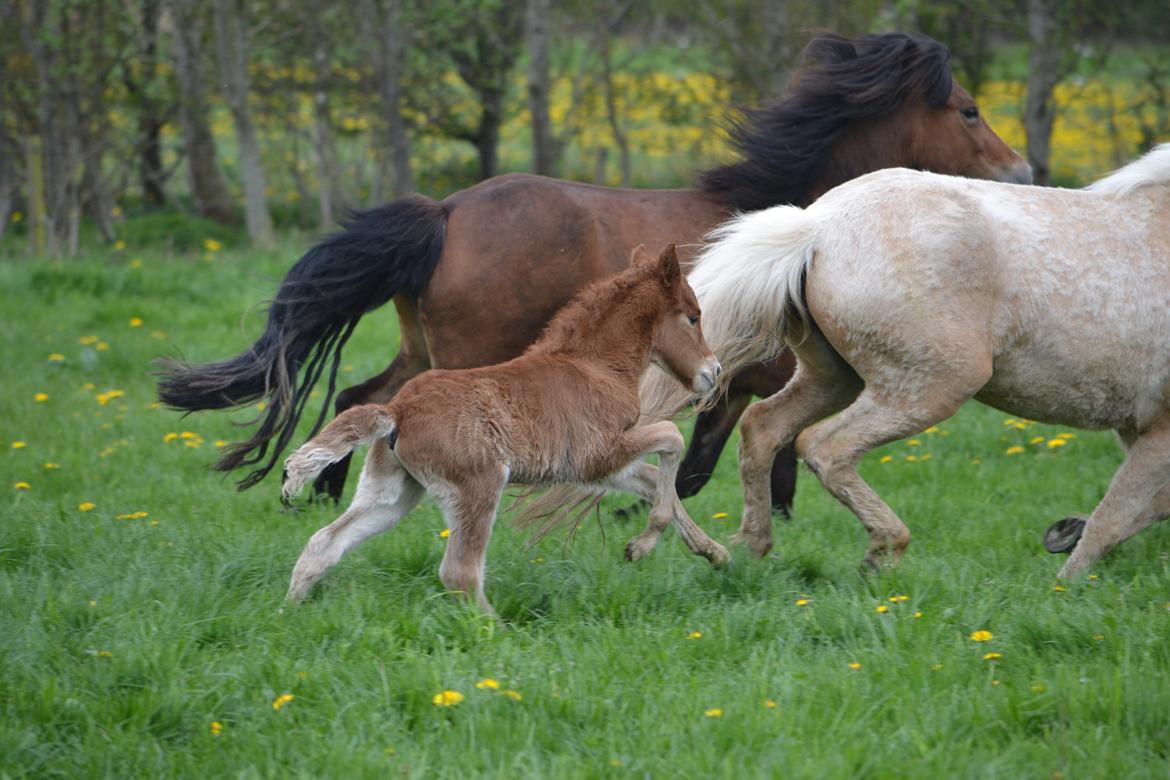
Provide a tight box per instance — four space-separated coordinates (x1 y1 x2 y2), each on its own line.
624 538 653 562
704 543 731 568
730 531 772 560
1043 516 1086 554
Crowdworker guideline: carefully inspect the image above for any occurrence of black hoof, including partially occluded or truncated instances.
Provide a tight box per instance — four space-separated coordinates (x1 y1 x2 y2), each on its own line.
1043 516 1086 554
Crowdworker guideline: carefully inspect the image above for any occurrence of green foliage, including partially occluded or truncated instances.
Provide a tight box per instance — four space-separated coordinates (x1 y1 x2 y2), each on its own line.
3 248 1170 777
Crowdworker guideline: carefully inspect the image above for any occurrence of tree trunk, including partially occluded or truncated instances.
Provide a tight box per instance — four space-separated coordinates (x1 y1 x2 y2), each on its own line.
1023 0 1061 185
526 0 560 176
212 0 273 245
137 0 167 207
475 87 503 180
370 0 414 197
170 0 236 224
311 43 340 229
598 19 630 187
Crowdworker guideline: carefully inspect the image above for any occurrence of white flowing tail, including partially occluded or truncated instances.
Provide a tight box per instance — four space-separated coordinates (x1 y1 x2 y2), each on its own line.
282 405 397 499
640 205 820 422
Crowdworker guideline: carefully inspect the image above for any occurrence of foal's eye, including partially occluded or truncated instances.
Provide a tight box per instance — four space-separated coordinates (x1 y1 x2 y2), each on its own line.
960 106 980 122
687 315 699 326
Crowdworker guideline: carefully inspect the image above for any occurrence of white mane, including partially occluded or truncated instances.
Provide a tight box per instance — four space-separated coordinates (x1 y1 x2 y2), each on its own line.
1086 142 1170 196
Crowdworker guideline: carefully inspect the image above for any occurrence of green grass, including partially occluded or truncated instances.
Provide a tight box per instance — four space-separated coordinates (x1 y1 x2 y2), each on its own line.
4 245 1170 778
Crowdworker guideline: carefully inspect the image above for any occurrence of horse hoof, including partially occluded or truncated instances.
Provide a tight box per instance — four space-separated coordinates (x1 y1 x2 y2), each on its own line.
729 532 771 559
705 544 731 567
1043 516 1086 554
624 540 650 562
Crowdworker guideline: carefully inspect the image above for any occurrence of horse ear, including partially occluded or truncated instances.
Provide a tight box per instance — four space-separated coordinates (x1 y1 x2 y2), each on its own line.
657 244 681 287
631 244 653 267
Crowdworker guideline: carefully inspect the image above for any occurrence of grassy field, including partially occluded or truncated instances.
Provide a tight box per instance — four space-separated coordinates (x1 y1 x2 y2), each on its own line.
3 243 1170 778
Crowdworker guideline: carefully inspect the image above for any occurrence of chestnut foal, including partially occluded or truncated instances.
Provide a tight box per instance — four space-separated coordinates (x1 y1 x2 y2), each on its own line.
281 245 727 614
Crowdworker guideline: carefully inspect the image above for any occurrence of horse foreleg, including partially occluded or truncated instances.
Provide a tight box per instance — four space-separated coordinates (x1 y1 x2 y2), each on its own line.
1059 419 1170 578
288 440 424 602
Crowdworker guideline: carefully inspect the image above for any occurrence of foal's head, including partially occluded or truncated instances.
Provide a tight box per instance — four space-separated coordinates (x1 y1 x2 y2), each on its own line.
636 245 721 395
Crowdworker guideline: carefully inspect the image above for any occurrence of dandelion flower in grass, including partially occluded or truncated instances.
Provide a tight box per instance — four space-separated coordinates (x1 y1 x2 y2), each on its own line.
10 210 22 222
78 502 96 512
794 598 810 607
215 440 228 448
11 441 26 449
711 512 729 519
1052 584 1068 592
848 662 862 671
983 652 1003 661
913 611 924 619
704 708 723 718
210 721 223 735
432 690 464 707
204 238 222 252
14 481 30 490
1005 445 1024 455
889 595 910 603
879 455 893 464
48 353 65 362
907 439 921 447
130 258 142 269
80 335 99 346
1047 439 1067 449
112 240 126 251
687 630 703 639
924 426 940 434
34 392 48 402
475 678 500 690
764 699 778 709
163 432 179 443
502 689 522 701
1056 432 1075 440
875 605 889 614
1030 436 1046 445
95 342 109 351
905 455 918 462
991 679 1001 686
128 317 143 328
969 630 993 642
272 693 295 710
44 462 60 470
439 528 450 539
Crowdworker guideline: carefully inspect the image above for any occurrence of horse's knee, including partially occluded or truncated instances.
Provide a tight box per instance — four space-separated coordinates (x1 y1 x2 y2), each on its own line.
739 404 781 466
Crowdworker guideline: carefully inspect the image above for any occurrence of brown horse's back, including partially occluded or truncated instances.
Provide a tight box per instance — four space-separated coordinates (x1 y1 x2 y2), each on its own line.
421 174 728 368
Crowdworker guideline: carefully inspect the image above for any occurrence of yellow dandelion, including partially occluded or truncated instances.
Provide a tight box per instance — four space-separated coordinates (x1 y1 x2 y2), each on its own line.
794 598 810 607
130 258 142 269
879 455 893 464
97 650 112 658
163 432 179 443
1030 436 1046 445
907 439 921 446
687 630 703 639
1005 445 1024 455
34 392 48 402
704 708 723 718
875 604 889 614
922 453 932 460
1047 439 1067 449
204 238 222 252
113 240 126 251
764 699 778 709
924 425 940 434
1088 574 1099 581
502 689 522 701
991 679 1001 686
215 440 228 448
848 662 862 670
96 342 109 351
44 462 60 469
128 317 143 328
913 611 924 619
969 630 993 642
1052 584 1067 592
439 528 451 539
10 210 22 222
432 690 464 707
983 652 1003 661
272 693 295 710
1056 432 1076 439
711 512 729 519
79 335 98 345
905 454 918 462
475 678 500 690
210 721 223 735
11 441 27 449
889 595 910 602
78 502 96 512
14 481 30 490
48 353 65 362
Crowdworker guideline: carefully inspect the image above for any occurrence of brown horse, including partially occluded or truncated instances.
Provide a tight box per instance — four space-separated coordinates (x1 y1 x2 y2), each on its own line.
280 245 727 613
159 33 1030 514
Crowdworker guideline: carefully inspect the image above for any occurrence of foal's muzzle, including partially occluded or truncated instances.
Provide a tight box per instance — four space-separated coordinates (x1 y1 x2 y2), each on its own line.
693 359 723 394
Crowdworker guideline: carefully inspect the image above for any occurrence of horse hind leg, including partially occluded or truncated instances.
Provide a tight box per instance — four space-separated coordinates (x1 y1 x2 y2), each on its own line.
435 468 508 615
1059 418 1170 578
288 439 424 602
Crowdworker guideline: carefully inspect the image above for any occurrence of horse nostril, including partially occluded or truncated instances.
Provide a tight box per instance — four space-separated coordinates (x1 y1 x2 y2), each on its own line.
714 363 723 378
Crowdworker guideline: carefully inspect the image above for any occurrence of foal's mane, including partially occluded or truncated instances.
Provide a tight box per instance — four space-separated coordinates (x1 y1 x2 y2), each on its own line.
699 32 954 212
528 261 660 356
1086 143 1170 197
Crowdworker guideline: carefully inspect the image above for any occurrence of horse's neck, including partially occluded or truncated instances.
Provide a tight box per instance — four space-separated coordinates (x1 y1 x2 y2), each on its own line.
805 119 907 204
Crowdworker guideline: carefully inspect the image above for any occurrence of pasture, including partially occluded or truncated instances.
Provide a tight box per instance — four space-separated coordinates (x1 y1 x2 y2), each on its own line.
3 244 1170 778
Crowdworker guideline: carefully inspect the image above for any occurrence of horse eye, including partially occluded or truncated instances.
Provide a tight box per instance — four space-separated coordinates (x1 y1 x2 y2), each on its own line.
961 106 980 122
687 315 699 326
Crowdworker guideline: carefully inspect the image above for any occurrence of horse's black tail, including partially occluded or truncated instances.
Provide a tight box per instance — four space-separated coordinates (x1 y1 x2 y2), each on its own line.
157 195 447 490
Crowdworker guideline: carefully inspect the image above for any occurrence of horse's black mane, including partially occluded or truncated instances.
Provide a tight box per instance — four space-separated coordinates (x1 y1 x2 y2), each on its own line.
699 32 954 212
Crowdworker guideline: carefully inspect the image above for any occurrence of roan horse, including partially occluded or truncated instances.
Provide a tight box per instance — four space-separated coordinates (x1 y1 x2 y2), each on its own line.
642 144 1170 577
280 246 727 613
158 33 1030 514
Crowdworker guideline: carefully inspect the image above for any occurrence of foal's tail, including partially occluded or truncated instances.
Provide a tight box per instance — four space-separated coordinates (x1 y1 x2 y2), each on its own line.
158 196 447 490
281 405 397 501
640 205 819 422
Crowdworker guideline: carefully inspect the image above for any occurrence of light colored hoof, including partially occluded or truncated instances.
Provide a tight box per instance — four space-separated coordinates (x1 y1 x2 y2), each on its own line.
730 531 772 559
704 543 731 567
624 536 656 562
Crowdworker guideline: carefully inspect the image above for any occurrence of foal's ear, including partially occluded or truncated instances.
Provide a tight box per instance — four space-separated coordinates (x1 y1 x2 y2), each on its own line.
631 244 654 267
657 244 681 288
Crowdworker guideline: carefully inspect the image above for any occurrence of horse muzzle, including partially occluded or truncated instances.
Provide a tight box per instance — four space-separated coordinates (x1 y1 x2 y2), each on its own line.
693 359 723 395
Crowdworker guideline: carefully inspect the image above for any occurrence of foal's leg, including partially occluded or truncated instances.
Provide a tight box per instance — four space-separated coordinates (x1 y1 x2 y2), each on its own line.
288 440 424 601
602 460 728 565
735 353 862 558
1059 419 1170 578
605 421 729 565
435 467 508 615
